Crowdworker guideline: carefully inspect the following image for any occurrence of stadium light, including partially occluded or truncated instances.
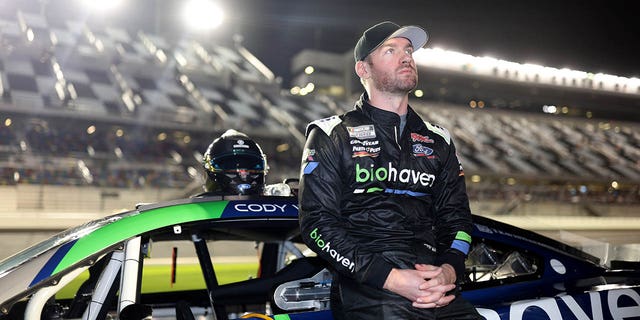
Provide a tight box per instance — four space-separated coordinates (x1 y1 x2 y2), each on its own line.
276 143 290 153
26 29 34 42
305 83 315 92
579 185 588 194
187 166 199 178
542 105 557 114
183 0 225 31
414 47 640 96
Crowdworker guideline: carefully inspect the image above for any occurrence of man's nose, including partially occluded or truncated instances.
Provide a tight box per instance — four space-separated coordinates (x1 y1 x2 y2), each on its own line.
401 54 413 65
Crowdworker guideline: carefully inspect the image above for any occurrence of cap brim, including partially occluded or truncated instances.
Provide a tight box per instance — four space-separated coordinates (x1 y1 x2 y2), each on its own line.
388 26 428 50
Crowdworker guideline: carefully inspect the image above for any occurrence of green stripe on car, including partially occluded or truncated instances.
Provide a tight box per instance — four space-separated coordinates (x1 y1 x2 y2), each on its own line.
53 201 229 274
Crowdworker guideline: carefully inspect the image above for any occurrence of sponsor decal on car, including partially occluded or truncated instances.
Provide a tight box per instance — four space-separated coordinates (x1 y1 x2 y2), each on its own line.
234 203 298 213
477 288 640 320
223 201 299 217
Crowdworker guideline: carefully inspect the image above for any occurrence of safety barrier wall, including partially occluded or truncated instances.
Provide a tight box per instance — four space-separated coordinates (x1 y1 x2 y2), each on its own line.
0 185 636 219
0 185 186 215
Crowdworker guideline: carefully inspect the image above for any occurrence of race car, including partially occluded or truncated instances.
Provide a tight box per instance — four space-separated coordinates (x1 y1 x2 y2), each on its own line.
0 189 639 320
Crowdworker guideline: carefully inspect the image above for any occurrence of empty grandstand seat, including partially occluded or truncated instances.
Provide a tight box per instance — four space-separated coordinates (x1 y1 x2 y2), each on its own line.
213 45 267 82
15 10 53 50
4 69 47 109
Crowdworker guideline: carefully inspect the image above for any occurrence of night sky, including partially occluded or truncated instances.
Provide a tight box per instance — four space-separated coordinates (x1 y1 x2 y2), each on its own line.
215 0 639 84
10 0 638 84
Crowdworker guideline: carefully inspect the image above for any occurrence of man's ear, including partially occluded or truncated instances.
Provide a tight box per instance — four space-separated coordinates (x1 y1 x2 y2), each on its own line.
355 60 368 79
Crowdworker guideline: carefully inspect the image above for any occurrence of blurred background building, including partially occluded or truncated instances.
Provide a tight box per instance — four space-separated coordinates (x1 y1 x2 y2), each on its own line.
0 0 638 259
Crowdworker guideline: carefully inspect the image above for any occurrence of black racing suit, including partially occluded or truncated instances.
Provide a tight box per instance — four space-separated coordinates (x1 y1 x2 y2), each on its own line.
298 94 481 319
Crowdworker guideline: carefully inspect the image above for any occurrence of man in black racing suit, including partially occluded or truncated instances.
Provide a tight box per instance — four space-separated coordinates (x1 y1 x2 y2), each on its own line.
298 21 482 319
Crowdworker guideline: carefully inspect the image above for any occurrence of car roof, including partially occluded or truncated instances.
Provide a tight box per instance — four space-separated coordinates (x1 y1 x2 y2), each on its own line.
0 195 302 308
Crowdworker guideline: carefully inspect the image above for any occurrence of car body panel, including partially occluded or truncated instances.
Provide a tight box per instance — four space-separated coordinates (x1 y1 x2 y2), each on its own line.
0 195 638 320
477 287 640 320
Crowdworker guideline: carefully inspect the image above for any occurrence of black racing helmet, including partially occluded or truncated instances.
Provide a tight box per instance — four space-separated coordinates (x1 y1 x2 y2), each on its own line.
202 129 268 195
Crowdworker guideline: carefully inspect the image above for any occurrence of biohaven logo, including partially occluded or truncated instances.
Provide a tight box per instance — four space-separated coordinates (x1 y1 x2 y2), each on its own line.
310 228 355 271
355 163 435 187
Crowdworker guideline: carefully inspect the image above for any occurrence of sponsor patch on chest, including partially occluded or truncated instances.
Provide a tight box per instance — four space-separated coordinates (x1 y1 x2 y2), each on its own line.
411 133 434 143
412 143 434 158
350 139 381 158
347 125 376 139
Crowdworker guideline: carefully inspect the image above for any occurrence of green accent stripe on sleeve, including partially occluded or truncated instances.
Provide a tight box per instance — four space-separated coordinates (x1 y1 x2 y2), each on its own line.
455 231 472 243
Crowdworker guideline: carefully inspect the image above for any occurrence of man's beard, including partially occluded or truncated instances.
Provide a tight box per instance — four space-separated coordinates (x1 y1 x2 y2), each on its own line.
371 68 418 94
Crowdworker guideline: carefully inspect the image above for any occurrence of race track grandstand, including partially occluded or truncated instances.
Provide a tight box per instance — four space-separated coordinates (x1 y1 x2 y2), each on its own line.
0 1 638 259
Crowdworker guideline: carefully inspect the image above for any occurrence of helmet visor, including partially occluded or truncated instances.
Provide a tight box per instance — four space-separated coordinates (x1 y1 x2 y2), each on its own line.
209 154 265 172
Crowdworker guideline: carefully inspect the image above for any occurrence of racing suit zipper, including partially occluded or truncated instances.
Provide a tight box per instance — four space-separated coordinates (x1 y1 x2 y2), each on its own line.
392 125 403 192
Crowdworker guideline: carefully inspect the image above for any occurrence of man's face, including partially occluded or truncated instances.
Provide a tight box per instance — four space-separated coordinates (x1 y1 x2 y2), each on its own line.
366 37 418 94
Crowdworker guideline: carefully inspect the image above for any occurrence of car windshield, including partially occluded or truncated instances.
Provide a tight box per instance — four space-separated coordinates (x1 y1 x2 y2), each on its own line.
539 229 640 267
0 211 135 278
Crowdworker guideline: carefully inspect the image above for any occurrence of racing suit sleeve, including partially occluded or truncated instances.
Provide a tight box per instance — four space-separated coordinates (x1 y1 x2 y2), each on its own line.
432 139 473 283
298 127 394 289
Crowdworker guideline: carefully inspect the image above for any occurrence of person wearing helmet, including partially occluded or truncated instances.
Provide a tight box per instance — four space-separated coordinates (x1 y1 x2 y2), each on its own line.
201 129 268 196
